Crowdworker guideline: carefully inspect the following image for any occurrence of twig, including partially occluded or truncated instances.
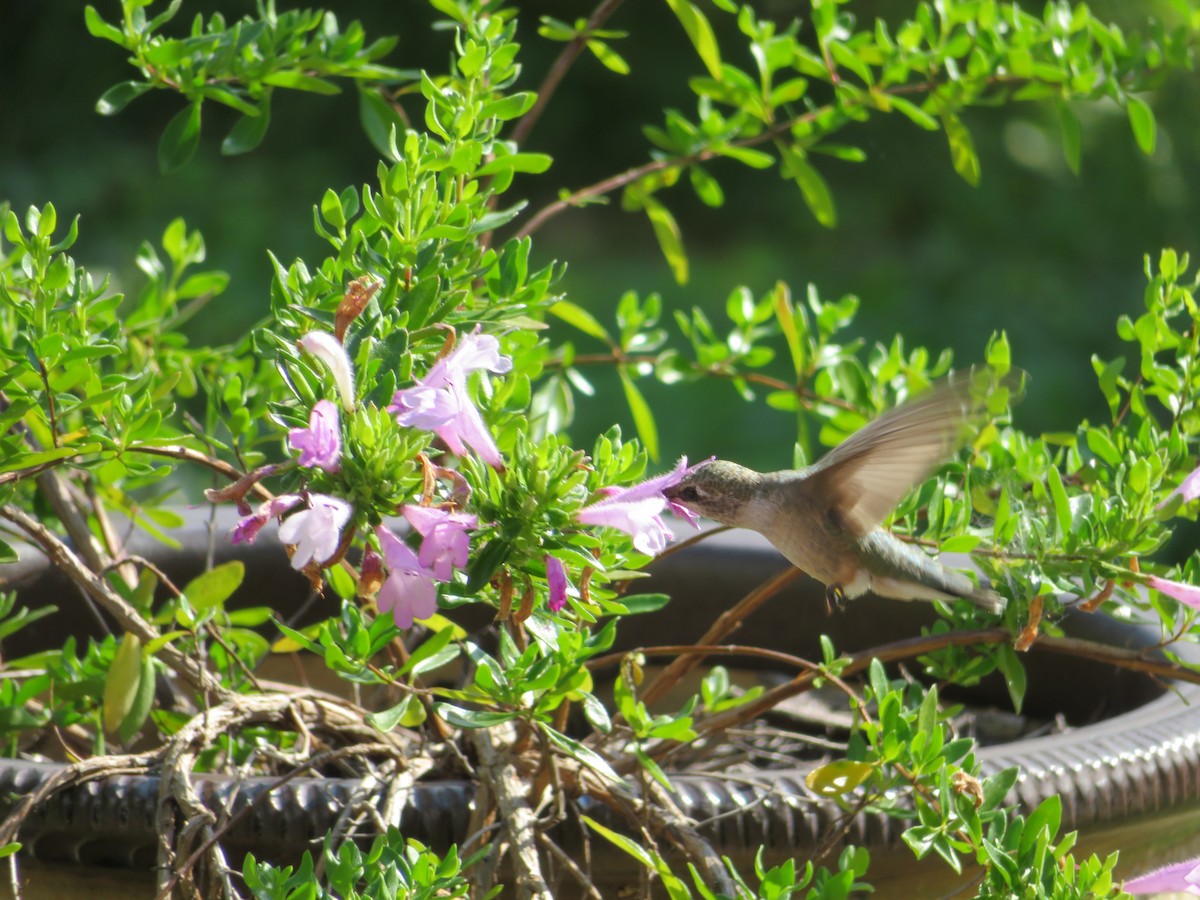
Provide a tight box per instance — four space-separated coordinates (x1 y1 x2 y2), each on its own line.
537 832 604 900
510 0 627 147
0 504 227 699
638 567 803 706
471 724 553 900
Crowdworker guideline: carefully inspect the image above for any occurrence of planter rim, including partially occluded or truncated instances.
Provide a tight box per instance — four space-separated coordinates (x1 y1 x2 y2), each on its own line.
3 510 1199 880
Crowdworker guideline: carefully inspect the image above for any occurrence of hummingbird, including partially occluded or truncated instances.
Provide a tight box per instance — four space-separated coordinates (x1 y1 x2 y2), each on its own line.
663 372 1010 614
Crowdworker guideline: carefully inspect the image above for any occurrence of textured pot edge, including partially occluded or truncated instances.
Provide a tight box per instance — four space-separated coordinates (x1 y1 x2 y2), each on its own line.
3 512 1200 869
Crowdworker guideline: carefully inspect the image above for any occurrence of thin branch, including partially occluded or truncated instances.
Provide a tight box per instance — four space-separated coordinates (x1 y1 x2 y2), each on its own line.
0 504 228 699
509 0 627 148
637 567 803 707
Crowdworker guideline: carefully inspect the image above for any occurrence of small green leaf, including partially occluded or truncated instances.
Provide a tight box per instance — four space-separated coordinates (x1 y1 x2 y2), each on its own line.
222 100 271 155
780 148 836 227
618 367 660 462
581 815 657 868
84 5 125 44
117 654 156 743
434 703 516 729
182 561 245 615
805 760 875 796
587 40 630 75
157 101 202 172
662 0 722 80
96 80 154 115
1126 95 1156 156
617 593 671 615
0 540 18 564
1020 795 1062 856
261 71 341 95
942 111 981 186
994 644 1027 714
642 196 688 284
103 632 144 735
359 87 405 159
549 300 612 343
1056 99 1081 175
368 696 426 731
1047 466 1072 541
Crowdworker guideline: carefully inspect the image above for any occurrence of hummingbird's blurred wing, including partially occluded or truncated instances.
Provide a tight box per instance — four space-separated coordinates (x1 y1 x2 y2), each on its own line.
802 370 1014 537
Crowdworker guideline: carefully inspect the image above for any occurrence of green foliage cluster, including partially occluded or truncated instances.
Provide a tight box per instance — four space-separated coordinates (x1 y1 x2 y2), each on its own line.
3 0 1200 897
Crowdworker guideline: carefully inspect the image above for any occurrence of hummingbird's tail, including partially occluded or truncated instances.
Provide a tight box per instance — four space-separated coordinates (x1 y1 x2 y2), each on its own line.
858 530 1008 614
963 585 1006 615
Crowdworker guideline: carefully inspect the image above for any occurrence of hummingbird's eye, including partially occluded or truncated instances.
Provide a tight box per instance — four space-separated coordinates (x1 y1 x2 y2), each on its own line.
676 486 700 502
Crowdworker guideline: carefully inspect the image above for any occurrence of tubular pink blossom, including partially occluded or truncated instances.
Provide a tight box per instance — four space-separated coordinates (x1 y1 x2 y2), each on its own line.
299 330 356 413
375 525 439 628
1159 463 1200 510
546 555 569 612
231 493 304 545
289 399 341 472
1148 575 1200 611
1123 857 1200 895
402 505 478 581
575 457 698 554
277 494 352 570
388 328 512 468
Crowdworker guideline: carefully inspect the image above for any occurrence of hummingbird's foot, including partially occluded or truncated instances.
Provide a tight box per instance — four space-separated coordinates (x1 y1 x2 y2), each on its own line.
825 584 848 614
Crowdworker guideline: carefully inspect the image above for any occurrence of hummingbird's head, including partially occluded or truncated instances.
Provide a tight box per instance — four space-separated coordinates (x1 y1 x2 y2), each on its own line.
664 459 764 527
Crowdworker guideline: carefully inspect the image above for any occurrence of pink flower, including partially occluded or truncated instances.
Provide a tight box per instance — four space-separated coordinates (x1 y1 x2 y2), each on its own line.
388 329 513 468
299 330 356 412
289 399 341 472
1148 575 1200 611
546 555 569 612
1159 463 1200 510
375 525 439 628
1124 857 1200 895
231 493 303 545
402 505 478 581
277 494 352 570
576 457 696 555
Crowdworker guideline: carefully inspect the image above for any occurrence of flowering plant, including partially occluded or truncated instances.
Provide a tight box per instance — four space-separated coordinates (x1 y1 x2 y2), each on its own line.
2 1 1200 897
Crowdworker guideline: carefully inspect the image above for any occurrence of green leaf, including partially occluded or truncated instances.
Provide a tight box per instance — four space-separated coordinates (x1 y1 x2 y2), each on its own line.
359 87 405 159
1047 466 1072 541
942 111 981 186
476 153 553 176
434 703 516 729
544 726 623 784
0 540 17 564
1056 99 1081 175
1020 795 1062 857
889 95 938 130
780 148 836 227
581 815 657 869
549 300 612 343
642 196 688 284
994 644 1027 714
222 99 271 155
467 539 511 592
662 0 722 80
96 81 154 115
117 653 156 743
84 5 125 44
261 71 341 95
804 759 874 796
1126 95 1156 156
157 101 202 172
587 40 630 75
103 632 143 735
182 561 245 615
368 696 426 731
617 593 671 615
619 367 660 462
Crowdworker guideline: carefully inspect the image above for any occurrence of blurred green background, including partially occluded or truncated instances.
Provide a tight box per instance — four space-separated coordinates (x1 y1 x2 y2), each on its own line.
5 0 1200 475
